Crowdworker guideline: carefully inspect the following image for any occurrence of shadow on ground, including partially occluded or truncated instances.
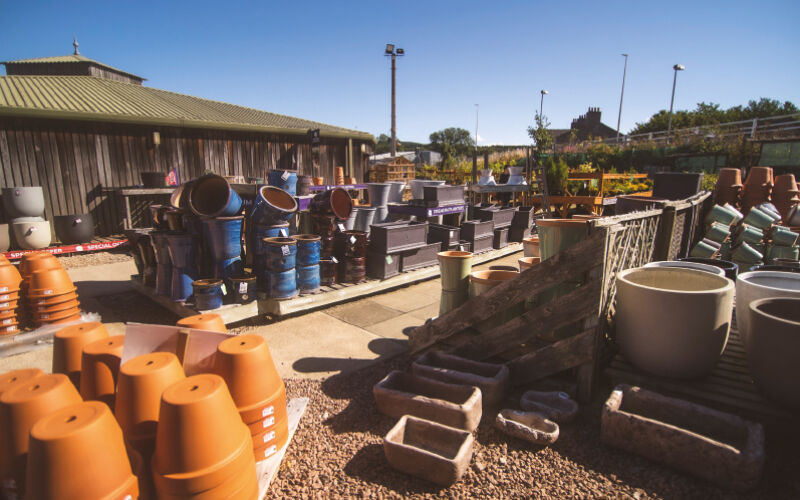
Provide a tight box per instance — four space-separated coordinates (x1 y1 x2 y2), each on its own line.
292 338 406 375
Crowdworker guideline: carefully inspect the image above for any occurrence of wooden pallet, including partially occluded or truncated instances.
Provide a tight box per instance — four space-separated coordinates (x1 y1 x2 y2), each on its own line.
605 329 792 422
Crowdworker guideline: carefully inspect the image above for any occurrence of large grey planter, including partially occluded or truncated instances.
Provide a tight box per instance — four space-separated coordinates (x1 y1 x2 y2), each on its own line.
735 271 800 352
615 267 734 379
495 409 558 445
2 187 45 218
373 370 482 431
0 224 9 252
367 183 391 208
12 219 51 249
354 207 375 234
412 351 509 407
747 297 800 409
383 415 473 486
601 384 764 490
387 182 406 203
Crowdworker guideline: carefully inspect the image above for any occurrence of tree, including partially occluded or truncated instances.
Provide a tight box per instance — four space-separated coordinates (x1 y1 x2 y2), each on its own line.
374 133 401 154
428 127 475 167
526 112 553 158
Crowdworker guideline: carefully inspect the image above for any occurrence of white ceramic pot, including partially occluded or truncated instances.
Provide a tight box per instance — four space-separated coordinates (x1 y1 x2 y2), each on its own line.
2 186 45 218
506 166 527 186
477 169 496 186
616 267 735 378
12 219 52 249
644 260 726 278
735 271 800 352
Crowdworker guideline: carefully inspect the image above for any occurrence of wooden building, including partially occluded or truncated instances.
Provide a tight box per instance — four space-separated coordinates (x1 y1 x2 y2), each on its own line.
0 49 374 236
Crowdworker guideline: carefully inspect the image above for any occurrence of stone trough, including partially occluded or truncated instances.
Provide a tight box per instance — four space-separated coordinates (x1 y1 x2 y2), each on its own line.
601 384 765 490
373 370 482 431
411 351 509 407
494 409 559 446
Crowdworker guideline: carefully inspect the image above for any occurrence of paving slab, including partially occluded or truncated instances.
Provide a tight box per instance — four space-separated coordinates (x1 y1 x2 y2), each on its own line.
324 299 403 328
407 302 440 322
363 312 426 342
369 286 439 313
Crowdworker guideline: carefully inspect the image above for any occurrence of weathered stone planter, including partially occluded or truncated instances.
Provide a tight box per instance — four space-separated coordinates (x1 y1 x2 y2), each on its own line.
383 415 473 486
373 370 482 431
494 409 559 446
412 351 509 407
616 267 734 379
520 390 579 423
601 384 765 490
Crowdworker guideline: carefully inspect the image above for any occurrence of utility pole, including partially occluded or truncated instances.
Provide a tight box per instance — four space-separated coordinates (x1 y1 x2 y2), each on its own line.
385 44 404 157
616 53 628 142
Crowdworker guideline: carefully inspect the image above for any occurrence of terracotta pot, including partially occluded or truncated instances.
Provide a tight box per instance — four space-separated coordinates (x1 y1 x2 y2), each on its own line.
27 268 74 296
152 374 251 494
0 290 20 302
32 298 80 314
0 324 19 336
176 313 226 332
747 297 800 409
0 308 17 320
78 335 125 407
312 177 324 186
53 322 109 389
252 418 289 461
0 373 82 489
156 456 257 499
26 401 138 500
536 219 589 261
717 168 743 187
735 271 800 352
522 236 540 258
437 251 473 293
0 263 22 292
28 290 79 307
242 393 288 432
744 166 773 187
468 270 519 298
518 257 541 271
33 307 81 325
616 267 734 379
115 352 186 446
0 368 43 402
19 253 60 281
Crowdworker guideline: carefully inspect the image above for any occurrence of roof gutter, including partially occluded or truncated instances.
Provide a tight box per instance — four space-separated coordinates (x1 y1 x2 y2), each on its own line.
0 106 376 143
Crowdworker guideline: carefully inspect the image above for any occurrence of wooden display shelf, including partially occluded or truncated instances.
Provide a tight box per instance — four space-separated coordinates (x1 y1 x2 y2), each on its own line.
131 243 523 323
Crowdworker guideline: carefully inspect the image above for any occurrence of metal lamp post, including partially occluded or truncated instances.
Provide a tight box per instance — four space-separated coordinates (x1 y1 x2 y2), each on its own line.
539 89 548 119
385 44 404 157
667 64 685 140
616 54 628 142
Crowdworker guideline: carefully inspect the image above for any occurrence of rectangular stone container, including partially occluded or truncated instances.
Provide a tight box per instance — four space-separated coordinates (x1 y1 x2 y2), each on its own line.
366 250 400 279
373 370 482 431
428 224 461 248
601 384 765 490
511 207 534 228
412 351 509 407
401 242 442 272
384 415 474 486
369 221 429 254
477 207 516 228
508 225 531 243
423 185 465 205
469 234 493 254
460 220 493 240
492 227 509 249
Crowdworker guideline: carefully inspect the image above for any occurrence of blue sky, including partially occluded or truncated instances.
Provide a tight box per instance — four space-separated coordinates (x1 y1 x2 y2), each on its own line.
2 1 798 145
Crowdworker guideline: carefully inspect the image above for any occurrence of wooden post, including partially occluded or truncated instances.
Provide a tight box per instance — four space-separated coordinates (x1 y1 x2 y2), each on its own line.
472 152 477 185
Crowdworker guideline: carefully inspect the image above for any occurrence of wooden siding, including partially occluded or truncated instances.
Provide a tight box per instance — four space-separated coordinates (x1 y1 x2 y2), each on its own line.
0 117 372 237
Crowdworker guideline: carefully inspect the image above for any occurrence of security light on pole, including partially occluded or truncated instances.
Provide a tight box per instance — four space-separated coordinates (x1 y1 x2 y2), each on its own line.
540 89 548 119
385 44 404 157
667 64 685 140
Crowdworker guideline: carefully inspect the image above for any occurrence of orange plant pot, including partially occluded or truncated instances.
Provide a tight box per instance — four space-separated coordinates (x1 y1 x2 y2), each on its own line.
0 324 19 336
176 313 227 332
26 401 138 500
0 299 19 311
240 378 287 424
0 263 22 292
0 290 20 302
53 321 109 389
155 452 257 500
79 335 125 407
27 268 74 297
0 318 18 331
38 313 82 327
127 443 155 500
32 298 79 314
152 374 251 494
19 253 60 280
242 387 287 432
0 373 82 489
213 334 282 412
115 352 186 444
0 368 43 399
27 290 79 307
33 307 81 324
0 309 17 320
518 256 541 271
252 420 288 462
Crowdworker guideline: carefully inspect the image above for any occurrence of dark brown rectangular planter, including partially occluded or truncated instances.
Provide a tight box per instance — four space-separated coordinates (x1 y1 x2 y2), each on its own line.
428 224 461 248
369 221 429 254
508 226 531 243
401 242 442 272
412 351 509 407
373 370 482 431
601 384 765 490
477 207 516 228
492 227 509 249
511 207 534 228
384 415 474 486
460 220 493 240
366 250 400 279
423 185 465 206
469 234 493 254
449 240 471 252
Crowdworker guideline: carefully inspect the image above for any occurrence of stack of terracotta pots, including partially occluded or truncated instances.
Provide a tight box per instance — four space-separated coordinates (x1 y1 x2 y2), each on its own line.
214 334 288 462
19 252 81 327
713 168 744 207
151 374 258 498
741 166 774 214
0 373 83 496
0 256 22 335
335 166 345 185
52 321 109 389
78 335 125 407
772 174 800 222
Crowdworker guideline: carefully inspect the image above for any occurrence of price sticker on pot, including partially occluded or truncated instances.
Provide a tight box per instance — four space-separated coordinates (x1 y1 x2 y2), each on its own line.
263 445 278 458
280 229 288 237
263 416 275 428
0 287 7 292
0 303 8 309
2 318 12 325
262 405 275 417
220 284 227 295
331 257 338 264
349 235 356 245
0 295 8 301
263 430 276 443
385 255 393 264
43 289 53 295
281 245 290 256
281 171 290 181
239 282 248 294
337 223 345 232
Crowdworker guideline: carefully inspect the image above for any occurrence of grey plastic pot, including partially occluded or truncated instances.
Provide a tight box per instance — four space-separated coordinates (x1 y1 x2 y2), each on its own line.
735 271 800 352
367 183 391 208
0 224 9 252
2 187 45 218
615 267 734 379
12 219 52 249
747 297 800 409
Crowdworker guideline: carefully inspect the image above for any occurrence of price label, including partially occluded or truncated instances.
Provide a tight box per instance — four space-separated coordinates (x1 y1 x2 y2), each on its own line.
262 405 275 417
385 255 393 264
349 236 356 245
281 171 290 181
239 282 248 293
43 289 53 295
262 416 275 428
279 229 288 237
337 223 345 232
220 284 227 296
0 287 7 292
263 430 276 443
331 257 338 264
263 445 278 458
281 245 290 256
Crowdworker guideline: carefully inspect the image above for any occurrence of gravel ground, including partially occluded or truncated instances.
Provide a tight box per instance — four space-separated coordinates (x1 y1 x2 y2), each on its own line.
55 249 133 269
275 357 799 499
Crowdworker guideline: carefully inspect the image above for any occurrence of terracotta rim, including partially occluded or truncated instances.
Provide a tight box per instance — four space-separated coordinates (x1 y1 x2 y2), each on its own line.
292 234 321 242
263 237 296 246
259 186 298 212
176 313 227 332
438 251 473 259
29 290 79 305
469 270 519 284
27 286 77 299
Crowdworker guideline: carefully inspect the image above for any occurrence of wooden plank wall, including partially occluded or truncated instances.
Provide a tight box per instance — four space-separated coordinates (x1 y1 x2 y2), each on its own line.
0 117 372 237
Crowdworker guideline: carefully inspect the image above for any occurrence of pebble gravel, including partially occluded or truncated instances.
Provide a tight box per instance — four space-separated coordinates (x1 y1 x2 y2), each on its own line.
55 249 133 269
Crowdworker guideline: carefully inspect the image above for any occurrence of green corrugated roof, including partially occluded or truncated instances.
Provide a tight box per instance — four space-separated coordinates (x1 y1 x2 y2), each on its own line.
2 54 144 81
0 75 373 141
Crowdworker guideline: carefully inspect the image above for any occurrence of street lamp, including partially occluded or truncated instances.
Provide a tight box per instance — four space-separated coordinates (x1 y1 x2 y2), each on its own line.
539 89 548 119
616 53 629 142
385 44 404 157
667 64 685 140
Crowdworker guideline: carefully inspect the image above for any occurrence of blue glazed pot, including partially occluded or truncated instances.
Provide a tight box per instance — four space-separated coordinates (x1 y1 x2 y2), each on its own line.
202 216 243 261
294 234 321 267
254 258 268 293
268 170 298 196
252 222 290 255
251 186 298 225
267 269 297 299
213 257 243 281
193 279 224 310
263 237 297 272
189 174 243 217
297 264 320 294
170 268 195 301
165 232 196 270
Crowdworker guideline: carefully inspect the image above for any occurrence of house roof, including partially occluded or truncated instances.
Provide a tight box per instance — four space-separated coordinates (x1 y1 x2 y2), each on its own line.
2 54 145 81
0 74 374 141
